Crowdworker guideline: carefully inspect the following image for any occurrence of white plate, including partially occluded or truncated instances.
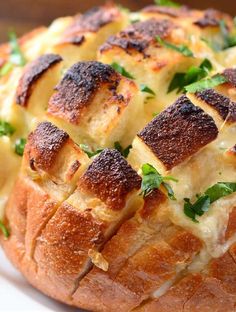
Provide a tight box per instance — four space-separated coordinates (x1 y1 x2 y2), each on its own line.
0 248 84 311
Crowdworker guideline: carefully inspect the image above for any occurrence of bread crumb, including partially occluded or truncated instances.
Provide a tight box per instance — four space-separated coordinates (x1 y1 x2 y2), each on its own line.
88 249 109 271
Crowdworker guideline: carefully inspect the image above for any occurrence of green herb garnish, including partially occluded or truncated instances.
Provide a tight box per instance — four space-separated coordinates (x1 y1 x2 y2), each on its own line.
154 0 180 7
0 120 15 137
8 31 26 66
0 31 26 78
140 84 156 96
140 163 178 199
184 74 227 93
15 138 26 156
184 182 236 222
0 220 10 238
219 20 236 49
0 62 14 77
114 141 132 158
156 36 194 57
111 62 135 79
201 20 236 52
168 58 213 93
79 144 103 158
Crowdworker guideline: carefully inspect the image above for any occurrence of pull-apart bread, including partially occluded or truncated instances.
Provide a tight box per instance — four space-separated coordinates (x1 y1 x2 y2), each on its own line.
1 2 236 311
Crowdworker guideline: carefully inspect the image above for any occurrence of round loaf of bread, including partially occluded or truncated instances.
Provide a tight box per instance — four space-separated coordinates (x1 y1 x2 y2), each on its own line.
1 2 236 312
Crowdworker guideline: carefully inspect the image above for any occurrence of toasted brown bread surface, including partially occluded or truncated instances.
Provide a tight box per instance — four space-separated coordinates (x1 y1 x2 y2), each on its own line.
1 2 236 312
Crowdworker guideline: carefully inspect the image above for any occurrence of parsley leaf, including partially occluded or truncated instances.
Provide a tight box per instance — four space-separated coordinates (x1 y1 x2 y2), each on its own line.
156 36 194 57
79 144 103 158
140 163 177 199
168 58 213 93
0 120 15 137
0 220 10 238
0 62 14 77
154 0 180 7
114 141 132 158
184 182 236 222
8 31 26 66
0 31 26 78
219 20 236 49
201 20 236 52
184 74 227 93
205 182 236 203
140 84 156 96
168 72 186 93
15 138 26 156
111 62 135 79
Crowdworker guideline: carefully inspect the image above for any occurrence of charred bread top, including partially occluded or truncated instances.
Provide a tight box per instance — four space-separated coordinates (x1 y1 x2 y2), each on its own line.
223 68 236 89
194 8 228 28
65 4 122 35
78 149 141 210
48 61 120 124
16 54 62 107
138 95 218 170
194 89 236 124
100 18 174 55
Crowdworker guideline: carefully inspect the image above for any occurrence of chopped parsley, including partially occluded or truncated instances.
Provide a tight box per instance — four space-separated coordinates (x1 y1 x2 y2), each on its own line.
8 31 26 66
0 220 10 238
111 62 135 79
152 112 159 117
15 138 26 156
201 20 236 51
219 20 236 49
154 0 180 7
184 74 227 93
140 163 178 199
156 36 194 57
114 141 132 158
0 31 26 78
168 58 213 93
0 62 14 77
0 120 15 137
184 182 236 223
79 144 103 158
140 84 156 96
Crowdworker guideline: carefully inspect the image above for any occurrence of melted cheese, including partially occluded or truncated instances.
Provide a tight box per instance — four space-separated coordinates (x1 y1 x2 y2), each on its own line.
168 126 236 258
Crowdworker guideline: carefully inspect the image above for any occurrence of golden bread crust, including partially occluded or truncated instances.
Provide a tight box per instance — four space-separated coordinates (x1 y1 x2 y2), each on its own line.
1 2 236 312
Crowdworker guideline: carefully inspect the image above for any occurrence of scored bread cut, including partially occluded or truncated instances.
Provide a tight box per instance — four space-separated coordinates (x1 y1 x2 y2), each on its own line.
1 2 236 312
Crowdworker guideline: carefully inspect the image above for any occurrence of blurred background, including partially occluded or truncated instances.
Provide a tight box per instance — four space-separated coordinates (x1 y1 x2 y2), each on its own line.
0 0 236 42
